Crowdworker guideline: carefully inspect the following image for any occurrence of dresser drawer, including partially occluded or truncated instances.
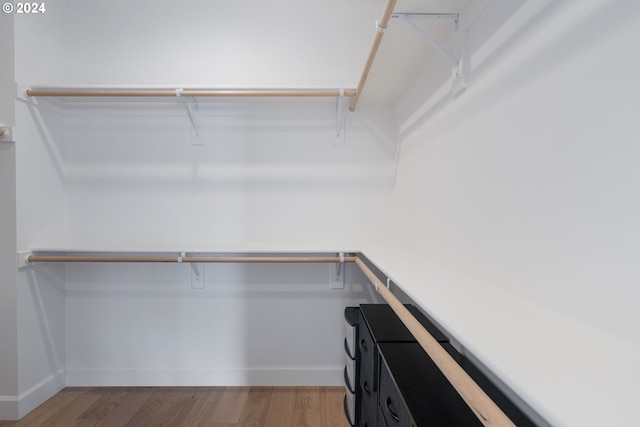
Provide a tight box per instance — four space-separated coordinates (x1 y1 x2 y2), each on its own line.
344 307 360 359
379 342 482 427
359 399 376 427
379 357 411 427
344 353 357 392
359 349 377 424
358 310 377 390
378 404 389 427
344 386 357 426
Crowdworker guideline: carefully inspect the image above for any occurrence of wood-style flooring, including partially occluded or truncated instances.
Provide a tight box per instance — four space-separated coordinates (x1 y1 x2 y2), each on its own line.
0 386 351 427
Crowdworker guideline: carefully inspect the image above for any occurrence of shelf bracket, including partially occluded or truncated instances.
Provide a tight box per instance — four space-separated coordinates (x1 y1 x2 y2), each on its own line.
177 252 200 276
333 89 346 146
176 89 204 145
330 252 345 289
190 262 200 277
393 13 459 70
392 12 466 97
336 88 345 138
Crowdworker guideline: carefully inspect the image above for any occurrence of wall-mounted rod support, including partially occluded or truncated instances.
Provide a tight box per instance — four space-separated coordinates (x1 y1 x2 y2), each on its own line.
25 88 357 98
336 88 345 137
354 256 516 427
190 262 200 276
183 98 200 134
336 252 345 280
349 0 399 112
394 13 459 68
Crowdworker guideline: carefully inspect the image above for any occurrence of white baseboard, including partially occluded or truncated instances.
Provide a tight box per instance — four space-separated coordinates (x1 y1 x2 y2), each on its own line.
0 396 18 421
0 370 65 421
66 366 344 387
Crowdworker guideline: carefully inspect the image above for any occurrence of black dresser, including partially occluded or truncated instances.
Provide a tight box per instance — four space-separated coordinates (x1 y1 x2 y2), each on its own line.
343 304 537 427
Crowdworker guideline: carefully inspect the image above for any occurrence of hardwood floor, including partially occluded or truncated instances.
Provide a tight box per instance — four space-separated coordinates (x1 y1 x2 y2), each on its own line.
2 387 351 427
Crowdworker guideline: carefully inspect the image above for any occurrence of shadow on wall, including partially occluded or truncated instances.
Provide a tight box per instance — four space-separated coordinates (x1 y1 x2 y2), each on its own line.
417 0 640 138
20 264 66 412
63 261 381 386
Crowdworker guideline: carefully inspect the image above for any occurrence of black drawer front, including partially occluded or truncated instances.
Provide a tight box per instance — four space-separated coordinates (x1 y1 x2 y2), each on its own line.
380 358 412 427
360 399 376 427
359 348 377 425
379 343 482 427
358 310 375 365
344 393 356 426
379 403 389 427
358 310 377 390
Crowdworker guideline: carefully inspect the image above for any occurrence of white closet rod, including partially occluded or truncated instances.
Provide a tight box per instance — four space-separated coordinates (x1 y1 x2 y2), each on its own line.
25 0 399 110
25 0 398 110
25 88 357 98
354 256 516 427
349 0 398 112
26 254 357 263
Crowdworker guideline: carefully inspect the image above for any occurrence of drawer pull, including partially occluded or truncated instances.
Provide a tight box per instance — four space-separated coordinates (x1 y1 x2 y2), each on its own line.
386 396 400 422
363 381 371 395
360 338 368 352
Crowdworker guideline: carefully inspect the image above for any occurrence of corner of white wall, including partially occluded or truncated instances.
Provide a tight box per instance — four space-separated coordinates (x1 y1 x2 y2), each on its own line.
0 368 66 421
17 370 65 419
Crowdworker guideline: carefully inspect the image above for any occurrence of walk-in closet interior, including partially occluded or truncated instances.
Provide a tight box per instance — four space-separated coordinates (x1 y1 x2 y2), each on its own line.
1 0 639 426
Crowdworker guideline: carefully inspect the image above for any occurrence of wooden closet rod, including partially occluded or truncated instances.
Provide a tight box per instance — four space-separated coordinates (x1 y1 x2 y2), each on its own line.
25 88 357 98
26 254 357 264
349 0 398 112
354 256 517 427
0 128 6 137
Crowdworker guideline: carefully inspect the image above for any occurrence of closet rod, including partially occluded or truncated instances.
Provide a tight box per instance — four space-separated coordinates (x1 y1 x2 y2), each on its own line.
0 128 6 137
349 0 398 112
26 254 357 264
354 256 516 427
25 88 357 98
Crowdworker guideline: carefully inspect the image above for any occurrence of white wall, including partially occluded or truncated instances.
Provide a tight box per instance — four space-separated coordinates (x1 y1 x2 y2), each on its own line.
0 10 14 128
0 10 18 420
11 67 67 420
61 100 396 249
17 0 381 88
59 98 393 385
11 0 395 392
2 7 68 419
392 0 640 347
65 262 382 386
0 141 18 419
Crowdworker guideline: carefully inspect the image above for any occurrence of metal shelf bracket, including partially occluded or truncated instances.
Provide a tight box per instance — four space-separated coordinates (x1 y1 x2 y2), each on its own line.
336 88 345 138
392 13 459 70
176 89 204 145
334 88 346 145
330 252 345 289
392 12 466 96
